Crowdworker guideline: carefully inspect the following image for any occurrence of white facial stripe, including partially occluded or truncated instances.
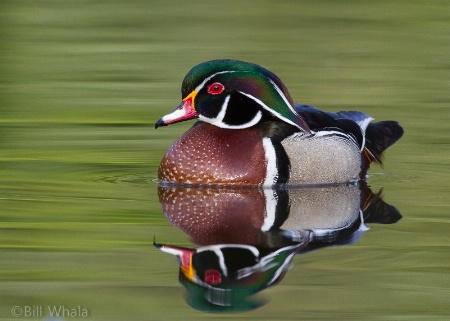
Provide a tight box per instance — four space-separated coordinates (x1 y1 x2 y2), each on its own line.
214 94 230 123
197 244 259 256
216 111 262 129
198 94 263 129
195 70 237 92
198 95 230 125
239 91 301 130
213 248 228 277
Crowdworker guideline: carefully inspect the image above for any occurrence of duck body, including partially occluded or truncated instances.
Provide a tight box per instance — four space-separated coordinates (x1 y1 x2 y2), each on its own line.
156 60 403 186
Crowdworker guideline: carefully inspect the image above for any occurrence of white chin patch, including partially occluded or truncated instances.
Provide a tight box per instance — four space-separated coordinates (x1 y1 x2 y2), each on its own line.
162 108 190 124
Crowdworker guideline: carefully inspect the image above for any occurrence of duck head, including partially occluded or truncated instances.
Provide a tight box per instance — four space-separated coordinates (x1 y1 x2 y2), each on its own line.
155 59 310 132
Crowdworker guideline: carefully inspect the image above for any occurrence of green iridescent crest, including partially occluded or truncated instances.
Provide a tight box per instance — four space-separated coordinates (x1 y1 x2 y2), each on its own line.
182 60 286 95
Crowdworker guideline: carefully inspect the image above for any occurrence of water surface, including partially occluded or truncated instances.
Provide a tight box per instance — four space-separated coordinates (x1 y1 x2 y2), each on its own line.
1 1 449 320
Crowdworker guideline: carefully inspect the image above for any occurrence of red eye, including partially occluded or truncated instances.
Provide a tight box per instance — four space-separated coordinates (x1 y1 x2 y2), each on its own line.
207 82 225 95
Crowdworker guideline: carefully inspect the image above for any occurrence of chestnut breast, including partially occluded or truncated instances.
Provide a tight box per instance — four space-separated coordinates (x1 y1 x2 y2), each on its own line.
158 123 267 185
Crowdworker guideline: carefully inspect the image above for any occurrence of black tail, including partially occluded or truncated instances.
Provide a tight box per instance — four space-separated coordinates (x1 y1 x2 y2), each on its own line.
364 121 404 165
361 186 402 224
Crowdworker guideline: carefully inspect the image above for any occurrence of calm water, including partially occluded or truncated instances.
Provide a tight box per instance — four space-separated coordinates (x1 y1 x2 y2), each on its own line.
1 1 449 320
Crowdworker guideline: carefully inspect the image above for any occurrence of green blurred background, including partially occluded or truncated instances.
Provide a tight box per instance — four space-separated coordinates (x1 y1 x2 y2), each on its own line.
1 1 449 320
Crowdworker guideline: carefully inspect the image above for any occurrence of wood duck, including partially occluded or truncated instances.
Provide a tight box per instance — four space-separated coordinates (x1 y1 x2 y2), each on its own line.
155 184 401 311
155 59 404 186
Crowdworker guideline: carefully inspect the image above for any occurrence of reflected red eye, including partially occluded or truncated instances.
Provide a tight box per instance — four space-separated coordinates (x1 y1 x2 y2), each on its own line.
204 269 221 285
207 82 225 95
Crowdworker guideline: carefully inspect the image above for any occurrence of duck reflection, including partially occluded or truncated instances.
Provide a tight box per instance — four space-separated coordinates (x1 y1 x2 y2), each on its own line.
154 182 401 312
